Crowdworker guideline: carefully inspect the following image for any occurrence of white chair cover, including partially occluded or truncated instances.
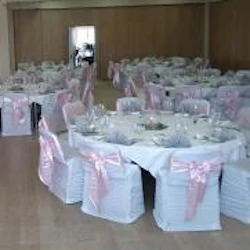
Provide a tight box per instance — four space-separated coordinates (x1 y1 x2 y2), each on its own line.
79 143 145 223
144 84 165 110
51 90 72 133
1 93 32 136
179 99 210 117
67 78 80 101
62 101 86 146
116 97 142 114
153 148 222 231
38 117 64 187
39 123 84 203
174 86 202 112
81 81 94 112
220 159 250 223
176 85 202 99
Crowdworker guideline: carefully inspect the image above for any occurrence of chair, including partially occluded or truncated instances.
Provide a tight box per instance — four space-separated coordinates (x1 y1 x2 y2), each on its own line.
38 117 62 187
179 99 210 117
176 85 202 99
213 86 242 120
174 86 202 112
144 84 165 110
107 60 114 80
1 93 32 136
142 69 157 85
67 78 80 101
153 148 222 231
201 68 221 77
39 120 84 203
124 76 138 97
81 81 94 112
62 101 86 146
220 159 250 223
116 97 142 114
51 90 72 133
79 144 145 223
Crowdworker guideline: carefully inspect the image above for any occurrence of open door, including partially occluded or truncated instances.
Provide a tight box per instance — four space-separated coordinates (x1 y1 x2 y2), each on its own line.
69 26 96 67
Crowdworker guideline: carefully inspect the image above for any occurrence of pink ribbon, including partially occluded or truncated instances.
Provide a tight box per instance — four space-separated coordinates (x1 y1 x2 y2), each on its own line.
6 97 28 125
39 135 54 186
124 78 138 97
82 81 94 111
145 86 163 110
57 91 71 105
38 126 65 186
86 64 97 85
170 156 222 221
133 72 143 88
224 92 241 120
80 151 123 211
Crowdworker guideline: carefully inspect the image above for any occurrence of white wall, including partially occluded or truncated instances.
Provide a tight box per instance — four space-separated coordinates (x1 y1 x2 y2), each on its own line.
0 3 10 79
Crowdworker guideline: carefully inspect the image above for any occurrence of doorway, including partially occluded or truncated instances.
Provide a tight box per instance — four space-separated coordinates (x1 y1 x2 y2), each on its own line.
69 26 96 67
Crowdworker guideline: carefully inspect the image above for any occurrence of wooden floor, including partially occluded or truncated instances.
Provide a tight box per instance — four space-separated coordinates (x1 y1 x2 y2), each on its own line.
1 81 250 250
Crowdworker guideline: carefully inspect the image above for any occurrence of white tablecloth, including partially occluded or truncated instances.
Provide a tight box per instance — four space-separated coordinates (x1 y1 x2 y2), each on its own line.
71 112 246 177
0 84 59 116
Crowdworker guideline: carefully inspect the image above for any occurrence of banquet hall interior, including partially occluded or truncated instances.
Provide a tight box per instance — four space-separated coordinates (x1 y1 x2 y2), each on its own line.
1 0 250 250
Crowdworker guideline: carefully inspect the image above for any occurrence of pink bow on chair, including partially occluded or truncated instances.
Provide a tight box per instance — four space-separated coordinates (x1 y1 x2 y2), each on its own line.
82 81 94 111
6 97 27 125
170 157 222 221
223 92 241 120
80 151 123 211
39 136 54 186
58 92 71 105
124 77 138 97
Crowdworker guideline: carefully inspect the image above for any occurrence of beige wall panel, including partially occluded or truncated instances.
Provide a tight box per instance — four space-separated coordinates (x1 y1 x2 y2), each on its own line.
211 0 250 71
13 4 204 79
0 4 10 79
13 10 42 65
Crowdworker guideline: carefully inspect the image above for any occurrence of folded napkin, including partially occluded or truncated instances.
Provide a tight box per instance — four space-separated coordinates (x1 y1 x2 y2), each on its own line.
211 129 236 142
75 119 95 135
105 130 134 145
160 132 191 148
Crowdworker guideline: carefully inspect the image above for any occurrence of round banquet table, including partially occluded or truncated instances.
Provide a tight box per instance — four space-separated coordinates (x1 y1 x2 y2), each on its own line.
71 111 246 177
0 84 60 116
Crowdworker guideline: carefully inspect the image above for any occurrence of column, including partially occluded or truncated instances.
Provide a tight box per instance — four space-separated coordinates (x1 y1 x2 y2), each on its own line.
0 3 10 79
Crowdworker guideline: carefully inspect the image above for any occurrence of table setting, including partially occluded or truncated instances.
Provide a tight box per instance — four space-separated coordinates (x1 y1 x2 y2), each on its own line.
70 109 246 176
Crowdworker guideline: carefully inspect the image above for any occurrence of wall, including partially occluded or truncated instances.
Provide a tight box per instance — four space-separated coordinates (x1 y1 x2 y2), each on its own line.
0 4 10 79
13 4 204 79
210 0 250 71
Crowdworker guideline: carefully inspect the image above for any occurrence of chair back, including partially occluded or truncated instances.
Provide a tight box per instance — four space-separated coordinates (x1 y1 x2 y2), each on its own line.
176 85 202 99
116 97 141 113
52 90 72 133
81 81 94 112
124 76 138 97
62 101 86 129
169 148 222 220
144 84 165 110
107 60 114 80
179 99 210 116
67 78 80 101
38 121 65 186
2 93 31 136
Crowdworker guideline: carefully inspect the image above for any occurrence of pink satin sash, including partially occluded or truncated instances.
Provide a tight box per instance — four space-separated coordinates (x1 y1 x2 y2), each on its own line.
170 157 222 220
80 151 123 211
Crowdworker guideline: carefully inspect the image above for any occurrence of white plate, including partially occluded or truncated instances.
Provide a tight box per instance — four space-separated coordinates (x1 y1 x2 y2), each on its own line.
107 111 117 115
